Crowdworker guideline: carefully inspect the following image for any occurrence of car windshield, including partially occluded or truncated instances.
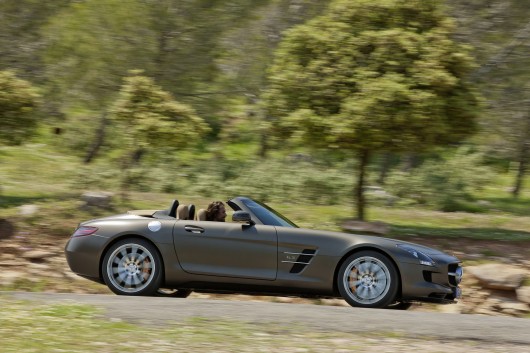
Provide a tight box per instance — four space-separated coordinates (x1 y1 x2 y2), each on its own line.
241 199 298 228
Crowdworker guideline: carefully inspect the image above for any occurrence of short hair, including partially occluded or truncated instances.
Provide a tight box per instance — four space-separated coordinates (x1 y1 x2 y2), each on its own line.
206 201 225 221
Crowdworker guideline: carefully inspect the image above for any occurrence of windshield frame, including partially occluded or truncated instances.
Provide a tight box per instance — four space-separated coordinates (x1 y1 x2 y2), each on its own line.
232 197 298 228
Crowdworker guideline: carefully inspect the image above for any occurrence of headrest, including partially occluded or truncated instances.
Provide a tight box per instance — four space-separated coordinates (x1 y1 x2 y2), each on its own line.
188 204 196 221
168 199 179 218
176 204 189 220
196 209 207 221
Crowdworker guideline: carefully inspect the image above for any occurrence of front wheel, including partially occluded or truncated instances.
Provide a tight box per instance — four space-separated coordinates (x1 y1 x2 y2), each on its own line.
337 250 399 308
102 238 163 296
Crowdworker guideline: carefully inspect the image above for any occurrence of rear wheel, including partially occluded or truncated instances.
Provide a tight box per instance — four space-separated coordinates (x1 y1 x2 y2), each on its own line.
337 250 399 308
102 238 162 296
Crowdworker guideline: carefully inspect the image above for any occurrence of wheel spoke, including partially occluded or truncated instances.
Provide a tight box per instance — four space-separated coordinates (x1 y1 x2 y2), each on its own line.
342 255 392 305
107 243 156 293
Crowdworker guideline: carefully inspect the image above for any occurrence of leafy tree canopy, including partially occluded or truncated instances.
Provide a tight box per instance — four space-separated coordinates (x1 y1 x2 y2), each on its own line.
0 70 40 145
111 71 210 152
265 0 479 153
42 0 157 109
264 0 481 219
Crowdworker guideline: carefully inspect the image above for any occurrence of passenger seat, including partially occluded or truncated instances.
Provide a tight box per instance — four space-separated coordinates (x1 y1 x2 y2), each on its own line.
176 204 189 220
196 209 207 221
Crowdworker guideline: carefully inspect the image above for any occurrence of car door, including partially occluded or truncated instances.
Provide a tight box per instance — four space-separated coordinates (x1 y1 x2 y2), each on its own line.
173 221 278 280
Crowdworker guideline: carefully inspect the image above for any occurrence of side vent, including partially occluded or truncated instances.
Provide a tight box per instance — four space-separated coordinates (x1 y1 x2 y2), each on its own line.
282 249 317 274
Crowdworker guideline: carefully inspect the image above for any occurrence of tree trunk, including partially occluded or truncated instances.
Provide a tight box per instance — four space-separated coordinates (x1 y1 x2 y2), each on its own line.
378 152 392 185
355 150 370 220
402 153 419 172
258 131 268 158
84 113 107 164
512 113 530 197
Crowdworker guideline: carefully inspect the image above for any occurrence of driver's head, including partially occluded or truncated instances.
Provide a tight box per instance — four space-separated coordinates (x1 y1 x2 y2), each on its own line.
206 201 226 222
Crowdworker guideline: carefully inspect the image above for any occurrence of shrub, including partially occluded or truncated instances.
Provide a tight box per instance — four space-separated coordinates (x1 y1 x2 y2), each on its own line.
385 150 493 211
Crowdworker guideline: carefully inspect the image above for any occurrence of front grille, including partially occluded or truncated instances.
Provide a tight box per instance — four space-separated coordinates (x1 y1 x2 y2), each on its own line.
447 263 463 286
423 270 433 283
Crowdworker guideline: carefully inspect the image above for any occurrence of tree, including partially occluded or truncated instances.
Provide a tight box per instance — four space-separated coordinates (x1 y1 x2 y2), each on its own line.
0 70 40 145
111 71 209 196
446 0 530 197
264 0 480 220
41 0 158 162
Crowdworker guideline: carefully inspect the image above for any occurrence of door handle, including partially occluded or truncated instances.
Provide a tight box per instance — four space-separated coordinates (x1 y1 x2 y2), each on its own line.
184 225 205 234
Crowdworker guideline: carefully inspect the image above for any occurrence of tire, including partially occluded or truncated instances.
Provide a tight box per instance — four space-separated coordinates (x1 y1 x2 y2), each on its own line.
102 238 163 296
386 301 413 310
337 250 399 308
155 288 192 298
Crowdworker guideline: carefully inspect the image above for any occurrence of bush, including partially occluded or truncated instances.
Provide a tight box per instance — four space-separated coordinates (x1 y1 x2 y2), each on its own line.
385 150 493 212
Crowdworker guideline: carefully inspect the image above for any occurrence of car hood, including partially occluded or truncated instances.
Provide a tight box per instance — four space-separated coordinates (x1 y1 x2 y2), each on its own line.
299 227 450 257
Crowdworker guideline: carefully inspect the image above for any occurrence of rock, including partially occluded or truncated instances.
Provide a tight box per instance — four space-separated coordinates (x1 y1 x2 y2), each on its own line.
499 301 529 314
0 219 15 240
81 191 113 209
22 250 55 260
516 286 530 304
18 204 38 216
0 260 29 267
0 270 25 286
439 302 466 314
341 220 390 235
466 264 527 290
319 298 350 307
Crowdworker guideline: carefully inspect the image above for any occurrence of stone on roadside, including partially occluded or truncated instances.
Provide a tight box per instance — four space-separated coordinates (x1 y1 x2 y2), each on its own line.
22 250 55 260
0 270 25 286
466 263 527 290
81 192 113 209
516 286 530 304
498 300 529 315
0 219 15 240
18 204 38 216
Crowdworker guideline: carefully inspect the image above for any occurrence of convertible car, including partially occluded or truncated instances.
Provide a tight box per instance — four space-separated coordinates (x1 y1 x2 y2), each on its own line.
65 196 463 309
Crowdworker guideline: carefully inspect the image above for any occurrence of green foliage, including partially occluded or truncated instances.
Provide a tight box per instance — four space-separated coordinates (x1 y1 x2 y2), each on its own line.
42 0 158 108
266 0 479 153
385 150 493 211
111 71 209 152
0 70 40 145
264 0 481 219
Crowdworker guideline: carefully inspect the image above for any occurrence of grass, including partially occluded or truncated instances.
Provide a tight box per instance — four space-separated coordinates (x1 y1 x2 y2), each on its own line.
2 143 530 242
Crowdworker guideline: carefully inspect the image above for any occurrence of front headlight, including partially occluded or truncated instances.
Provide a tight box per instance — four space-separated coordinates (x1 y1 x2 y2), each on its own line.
396 244 435 266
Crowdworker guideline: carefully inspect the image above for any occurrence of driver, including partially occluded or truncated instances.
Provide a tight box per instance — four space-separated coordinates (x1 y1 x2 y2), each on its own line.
205 201 227 222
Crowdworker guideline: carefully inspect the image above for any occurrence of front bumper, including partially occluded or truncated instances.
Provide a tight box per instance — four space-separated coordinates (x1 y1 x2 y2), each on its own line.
399 260 463 304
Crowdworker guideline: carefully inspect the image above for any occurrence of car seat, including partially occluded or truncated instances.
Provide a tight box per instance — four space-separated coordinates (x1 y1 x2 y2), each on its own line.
176 204 189 220
196 209 207 221
188 204 196 221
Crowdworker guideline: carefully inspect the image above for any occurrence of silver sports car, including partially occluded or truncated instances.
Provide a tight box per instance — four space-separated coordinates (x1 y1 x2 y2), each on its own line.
65 196 463 309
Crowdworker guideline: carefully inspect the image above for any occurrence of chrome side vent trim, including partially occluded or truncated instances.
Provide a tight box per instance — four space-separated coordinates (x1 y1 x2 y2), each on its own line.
282 249 317 274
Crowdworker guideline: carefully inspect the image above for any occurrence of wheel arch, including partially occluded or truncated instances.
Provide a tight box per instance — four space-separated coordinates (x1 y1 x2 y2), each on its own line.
98 234 166 284
332 246 403 299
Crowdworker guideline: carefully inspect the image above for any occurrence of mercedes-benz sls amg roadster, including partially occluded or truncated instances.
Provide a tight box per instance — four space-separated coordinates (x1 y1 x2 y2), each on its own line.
65 196 463 309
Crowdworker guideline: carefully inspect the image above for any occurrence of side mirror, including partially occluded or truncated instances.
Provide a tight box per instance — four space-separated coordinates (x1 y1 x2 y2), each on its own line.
232 211 255 227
